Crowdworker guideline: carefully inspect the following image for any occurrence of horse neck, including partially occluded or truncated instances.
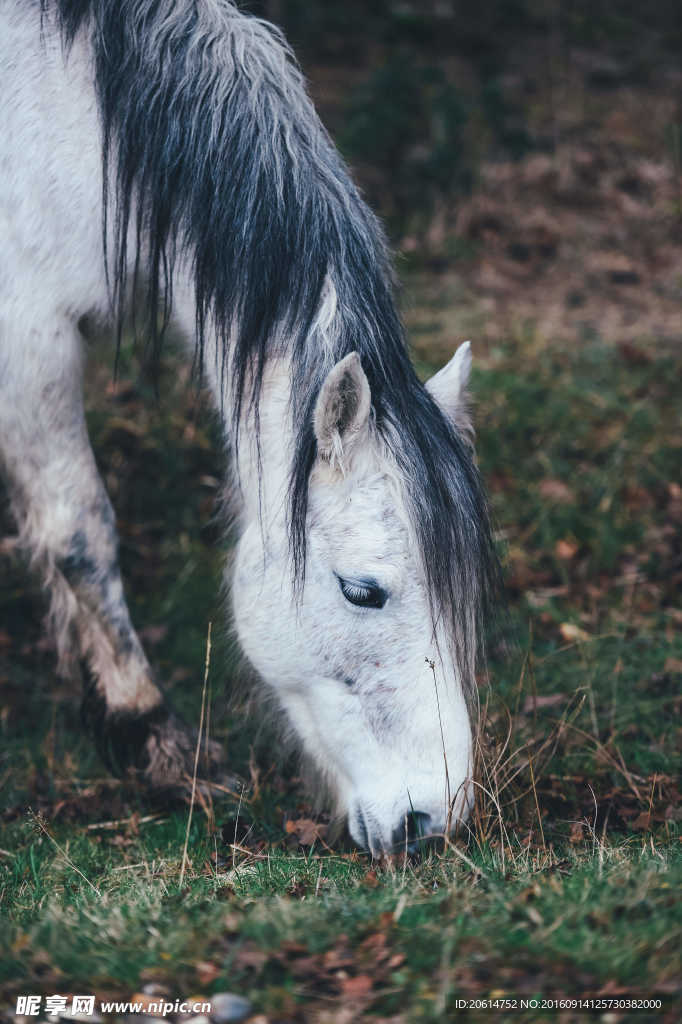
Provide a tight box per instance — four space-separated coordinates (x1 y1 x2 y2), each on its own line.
232 356 294 534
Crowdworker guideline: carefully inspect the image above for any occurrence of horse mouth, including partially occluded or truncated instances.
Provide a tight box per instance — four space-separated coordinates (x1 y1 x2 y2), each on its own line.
349 806 441 857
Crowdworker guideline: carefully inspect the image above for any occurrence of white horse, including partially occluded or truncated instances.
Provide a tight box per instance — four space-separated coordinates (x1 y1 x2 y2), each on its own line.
0 0 497 854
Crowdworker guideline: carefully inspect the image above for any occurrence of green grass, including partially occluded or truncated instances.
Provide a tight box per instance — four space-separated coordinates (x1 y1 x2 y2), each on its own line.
1 821 680 1018
1 304 680 1019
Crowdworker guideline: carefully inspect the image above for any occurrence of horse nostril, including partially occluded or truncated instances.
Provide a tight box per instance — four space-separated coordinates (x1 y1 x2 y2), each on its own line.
391 810 432 853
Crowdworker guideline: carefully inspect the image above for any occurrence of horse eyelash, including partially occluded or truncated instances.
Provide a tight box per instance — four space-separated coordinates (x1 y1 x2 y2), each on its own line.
337 575 387 609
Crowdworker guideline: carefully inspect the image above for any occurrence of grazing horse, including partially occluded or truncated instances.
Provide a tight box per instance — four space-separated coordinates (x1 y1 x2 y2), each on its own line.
0 0 497 854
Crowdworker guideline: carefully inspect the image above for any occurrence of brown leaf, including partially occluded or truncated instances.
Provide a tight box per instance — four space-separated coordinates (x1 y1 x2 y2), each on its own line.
195 961 220 985
234 948 269 970
555 538 579 560
288 955 323 977
539 479 575 503
522 694 564 713
663 657 682 674
339 975 374 999
630 811 652 831
284 817 328 845
569 821 585 844
360 931 387 953
359 931 389 965
281 941 308 954
617 341 652 365
322 943 354 971
104 416 145 437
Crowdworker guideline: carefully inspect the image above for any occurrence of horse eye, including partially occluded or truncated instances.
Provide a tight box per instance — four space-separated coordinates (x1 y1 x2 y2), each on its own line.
337 575 387 609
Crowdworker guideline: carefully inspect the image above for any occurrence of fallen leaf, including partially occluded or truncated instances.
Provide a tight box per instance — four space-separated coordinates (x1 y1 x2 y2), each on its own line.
617 341 651 365
555 538 579 560
539 479 575 503
104 416 145 438
340 975 373 999
322 944 354 971
569 821 585 844
288 955 323 977
663 657 682 674
522 694 565 713
195 961 220 985
234 948 269 970
359 931 387 952
284 817 328 845
559 622 590 643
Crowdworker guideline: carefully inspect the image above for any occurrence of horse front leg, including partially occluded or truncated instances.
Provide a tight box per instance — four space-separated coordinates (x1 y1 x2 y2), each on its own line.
0 320 225 793
61 497 223 792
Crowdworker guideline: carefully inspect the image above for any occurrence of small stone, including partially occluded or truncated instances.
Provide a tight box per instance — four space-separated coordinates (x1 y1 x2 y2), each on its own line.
59 1014 104 1024
142 984 171 998
209 993 252 1024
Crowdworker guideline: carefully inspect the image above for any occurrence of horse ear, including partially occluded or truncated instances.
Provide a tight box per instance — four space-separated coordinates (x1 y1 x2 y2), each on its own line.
425 341 474 443
314 351 371 468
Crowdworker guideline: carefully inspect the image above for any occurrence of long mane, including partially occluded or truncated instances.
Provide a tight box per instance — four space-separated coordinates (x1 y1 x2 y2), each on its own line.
45 0 499 705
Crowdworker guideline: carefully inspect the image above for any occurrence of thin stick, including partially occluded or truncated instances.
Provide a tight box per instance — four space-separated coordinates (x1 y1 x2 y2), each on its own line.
204 673 215 833
232 783 245 871
31 811 101 898
87 813 166 831
179 621 212 888
528 753 545 850
427 658 451 830
442 833 488 879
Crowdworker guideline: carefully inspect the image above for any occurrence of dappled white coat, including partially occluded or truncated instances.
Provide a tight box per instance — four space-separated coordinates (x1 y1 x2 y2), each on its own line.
1 0 477 854
233 346 476 852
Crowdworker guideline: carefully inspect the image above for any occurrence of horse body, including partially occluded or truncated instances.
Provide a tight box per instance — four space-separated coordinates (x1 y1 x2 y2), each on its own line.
0 0 496 854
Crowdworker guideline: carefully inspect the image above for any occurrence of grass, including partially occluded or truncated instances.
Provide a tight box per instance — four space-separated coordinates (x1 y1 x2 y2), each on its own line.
1 296 680 1020
2 826 679 1016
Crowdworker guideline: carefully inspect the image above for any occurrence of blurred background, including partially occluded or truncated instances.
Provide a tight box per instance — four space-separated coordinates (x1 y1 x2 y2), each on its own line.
251 0 682 347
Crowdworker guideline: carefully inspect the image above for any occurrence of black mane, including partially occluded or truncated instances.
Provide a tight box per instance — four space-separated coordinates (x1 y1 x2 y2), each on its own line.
45 0 499 703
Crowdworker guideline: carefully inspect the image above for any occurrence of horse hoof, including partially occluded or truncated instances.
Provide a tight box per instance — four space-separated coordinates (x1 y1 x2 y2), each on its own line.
144 710 238 796
82 678 238 796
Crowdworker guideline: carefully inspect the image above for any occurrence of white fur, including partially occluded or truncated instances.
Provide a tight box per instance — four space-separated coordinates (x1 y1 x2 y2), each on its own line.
0 2 475 852
425 340 474 444
233 357 473 853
